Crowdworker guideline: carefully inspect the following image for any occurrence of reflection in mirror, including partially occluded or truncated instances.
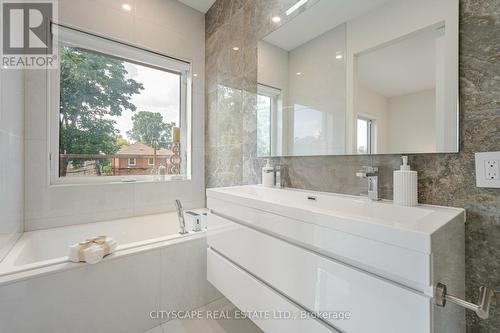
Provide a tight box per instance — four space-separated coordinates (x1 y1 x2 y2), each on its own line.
357 117 373 154
257 0 459 157
355 24 456 154
258 22 346 156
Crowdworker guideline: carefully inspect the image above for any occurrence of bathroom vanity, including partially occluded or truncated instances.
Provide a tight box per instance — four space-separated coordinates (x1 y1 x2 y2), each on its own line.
206 185 465 333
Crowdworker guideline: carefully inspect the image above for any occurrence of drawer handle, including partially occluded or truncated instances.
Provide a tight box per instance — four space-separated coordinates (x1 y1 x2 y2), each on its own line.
435 282 497 319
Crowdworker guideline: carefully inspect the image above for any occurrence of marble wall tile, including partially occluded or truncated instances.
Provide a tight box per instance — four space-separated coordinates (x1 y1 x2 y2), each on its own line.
205 1 500 331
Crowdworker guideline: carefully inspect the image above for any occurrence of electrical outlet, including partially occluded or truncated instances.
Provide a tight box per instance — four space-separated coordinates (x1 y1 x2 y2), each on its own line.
475 152 500 188
485 160 499 180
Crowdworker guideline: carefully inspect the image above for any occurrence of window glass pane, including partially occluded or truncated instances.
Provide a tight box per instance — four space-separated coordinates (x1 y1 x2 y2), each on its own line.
257 94 272 156
357 118 368 154
58 44 182 178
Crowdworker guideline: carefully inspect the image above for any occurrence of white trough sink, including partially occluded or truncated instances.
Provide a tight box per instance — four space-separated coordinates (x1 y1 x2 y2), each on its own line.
207 185 464 254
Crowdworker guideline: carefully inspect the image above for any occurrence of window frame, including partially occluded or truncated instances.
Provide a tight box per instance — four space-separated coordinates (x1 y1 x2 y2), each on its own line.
148 158 154 166
356 116 375 154
128 158 137 167
257 84 281 157
48 24 193 185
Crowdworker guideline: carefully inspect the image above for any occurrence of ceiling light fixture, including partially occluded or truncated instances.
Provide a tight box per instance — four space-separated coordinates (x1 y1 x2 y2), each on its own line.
193 73 198 77
296 72 302 76
121 3 132 11
271 16 281 23
286 0 309 16
335 53 343 60
232 46 240 51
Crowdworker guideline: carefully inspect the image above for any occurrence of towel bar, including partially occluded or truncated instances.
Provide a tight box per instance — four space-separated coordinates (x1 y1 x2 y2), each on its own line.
435 282 497 319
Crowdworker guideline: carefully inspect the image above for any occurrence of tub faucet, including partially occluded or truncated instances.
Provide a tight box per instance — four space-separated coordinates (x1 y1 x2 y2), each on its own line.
175 199 188 234
356 166 380 201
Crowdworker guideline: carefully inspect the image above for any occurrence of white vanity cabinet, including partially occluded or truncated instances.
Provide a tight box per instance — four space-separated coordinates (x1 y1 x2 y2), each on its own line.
206 186 465 333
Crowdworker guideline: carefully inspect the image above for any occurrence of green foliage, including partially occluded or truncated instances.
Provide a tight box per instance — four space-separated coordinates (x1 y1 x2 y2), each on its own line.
102 165 113 176
114 135 131 151
59 46 143 156
127 111 174 149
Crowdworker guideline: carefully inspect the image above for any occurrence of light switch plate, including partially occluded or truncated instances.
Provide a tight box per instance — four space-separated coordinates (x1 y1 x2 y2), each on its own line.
475 152 500 188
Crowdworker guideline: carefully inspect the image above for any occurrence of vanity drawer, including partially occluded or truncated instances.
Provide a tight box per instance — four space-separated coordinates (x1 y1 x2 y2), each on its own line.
207 249 335 333
208 198 431 292
207 213 431 333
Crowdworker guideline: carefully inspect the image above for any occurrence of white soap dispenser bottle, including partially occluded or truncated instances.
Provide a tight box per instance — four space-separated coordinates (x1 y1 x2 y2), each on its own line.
393 156 418 206
262 159 275 187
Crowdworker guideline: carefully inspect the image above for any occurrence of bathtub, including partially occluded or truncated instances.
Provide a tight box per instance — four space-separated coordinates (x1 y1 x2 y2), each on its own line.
0 211 204 281
0 211 221 333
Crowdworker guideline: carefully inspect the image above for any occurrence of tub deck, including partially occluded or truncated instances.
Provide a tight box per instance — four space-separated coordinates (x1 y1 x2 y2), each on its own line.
0 211 207 285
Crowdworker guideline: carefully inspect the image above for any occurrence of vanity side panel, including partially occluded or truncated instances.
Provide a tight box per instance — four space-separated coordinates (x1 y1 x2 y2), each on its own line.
431 214 465 333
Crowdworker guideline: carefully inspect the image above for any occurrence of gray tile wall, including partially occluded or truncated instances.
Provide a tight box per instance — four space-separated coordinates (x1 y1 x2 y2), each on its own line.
205 1 499 331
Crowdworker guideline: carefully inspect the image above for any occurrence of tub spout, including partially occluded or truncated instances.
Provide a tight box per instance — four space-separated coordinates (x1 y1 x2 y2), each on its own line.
175 200 188 234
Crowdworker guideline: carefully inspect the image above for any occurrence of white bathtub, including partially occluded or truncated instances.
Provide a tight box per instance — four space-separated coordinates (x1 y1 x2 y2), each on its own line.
0 211 202 281
0 211 221 333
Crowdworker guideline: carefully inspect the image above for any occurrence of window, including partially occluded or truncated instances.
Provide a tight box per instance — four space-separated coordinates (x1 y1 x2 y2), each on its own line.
257 84 281 157
50 25 191 184
357 117 374 154
257 94 272 157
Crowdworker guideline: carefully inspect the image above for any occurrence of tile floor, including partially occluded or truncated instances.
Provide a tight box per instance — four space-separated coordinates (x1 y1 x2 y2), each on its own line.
144 298 263 333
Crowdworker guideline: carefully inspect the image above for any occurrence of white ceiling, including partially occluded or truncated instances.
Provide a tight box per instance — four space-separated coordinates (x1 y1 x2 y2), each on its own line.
264 0 391 51
177 0 215 13
358 26 443 98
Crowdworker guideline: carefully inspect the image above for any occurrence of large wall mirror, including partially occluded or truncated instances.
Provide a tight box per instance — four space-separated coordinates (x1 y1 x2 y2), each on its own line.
257 0 459 157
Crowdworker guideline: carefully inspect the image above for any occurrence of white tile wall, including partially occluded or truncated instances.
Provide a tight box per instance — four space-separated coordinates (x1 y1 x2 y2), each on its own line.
24 0 206 230
0 237 221 333
0 69 24 261
0 249 162 333
159 236 220 321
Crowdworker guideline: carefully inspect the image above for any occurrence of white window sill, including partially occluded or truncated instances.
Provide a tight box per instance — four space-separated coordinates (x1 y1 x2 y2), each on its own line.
49 175 191 187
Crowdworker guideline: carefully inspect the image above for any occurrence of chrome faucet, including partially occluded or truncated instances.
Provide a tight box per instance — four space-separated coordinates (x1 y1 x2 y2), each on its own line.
175 199 188 234
356 166 380 201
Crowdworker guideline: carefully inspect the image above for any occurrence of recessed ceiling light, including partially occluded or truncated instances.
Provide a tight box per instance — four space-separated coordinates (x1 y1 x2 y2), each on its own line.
193 73 198 77
272 16 281 23
286 0 309 16
121 3 132 11
232 46 240 51
335 53 343 60
296 72 302 76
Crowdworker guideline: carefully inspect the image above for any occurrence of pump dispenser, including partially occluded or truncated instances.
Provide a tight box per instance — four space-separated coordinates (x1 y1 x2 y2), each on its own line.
393 156 418 206
262 159 275 187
